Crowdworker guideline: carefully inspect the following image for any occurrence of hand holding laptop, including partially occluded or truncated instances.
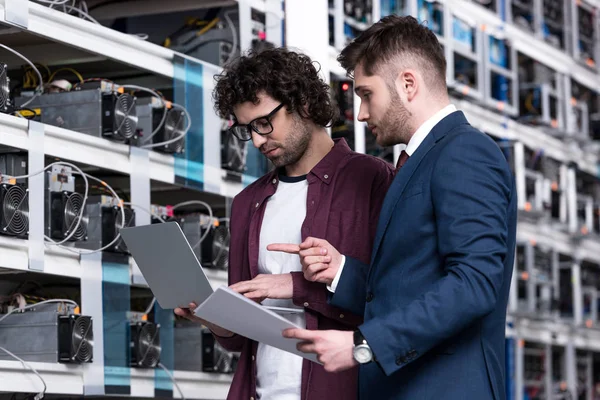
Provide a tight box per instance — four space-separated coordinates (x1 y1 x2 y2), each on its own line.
174 302 235 338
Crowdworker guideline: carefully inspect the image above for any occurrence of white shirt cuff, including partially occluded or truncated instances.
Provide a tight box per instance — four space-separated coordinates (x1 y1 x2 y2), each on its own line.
327 255 345 293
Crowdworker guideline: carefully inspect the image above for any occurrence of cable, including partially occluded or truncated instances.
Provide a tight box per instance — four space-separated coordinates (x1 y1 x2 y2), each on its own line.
11 162 126 254
141 102 191 149
158 363 186 400
0 44 43 108
0 347 46 400
47 67 84 83
144 297 156 315
0 298 78 324
171 200 213 248
123 202 166 223
223 10 238 66
120 84 168 144
33 0 70 4
59 173 125 255
61 4 100 24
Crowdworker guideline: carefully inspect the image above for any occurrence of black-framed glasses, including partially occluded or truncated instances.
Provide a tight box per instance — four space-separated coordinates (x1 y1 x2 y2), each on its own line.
228 103 285 141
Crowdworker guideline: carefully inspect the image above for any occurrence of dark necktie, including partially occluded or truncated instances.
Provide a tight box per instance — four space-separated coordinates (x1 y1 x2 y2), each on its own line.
395 150 409 172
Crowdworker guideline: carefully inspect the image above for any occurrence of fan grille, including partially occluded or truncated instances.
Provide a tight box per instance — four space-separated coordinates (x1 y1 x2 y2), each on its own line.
114 93 138 139
72 316 94 363
1 184 29 236
0 64 9 112
136 323 161 368
222 133 248 172
164 108 186 153
64 192 88 240
211 224 230 270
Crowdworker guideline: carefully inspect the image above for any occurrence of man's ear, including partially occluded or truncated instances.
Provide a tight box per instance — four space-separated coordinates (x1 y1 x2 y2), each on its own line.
400 70 418 101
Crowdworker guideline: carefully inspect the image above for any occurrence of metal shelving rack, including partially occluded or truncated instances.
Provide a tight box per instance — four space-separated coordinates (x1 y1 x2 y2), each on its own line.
0 0 284 398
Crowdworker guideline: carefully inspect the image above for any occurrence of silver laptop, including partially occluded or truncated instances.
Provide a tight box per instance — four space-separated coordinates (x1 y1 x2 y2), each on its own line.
120 222 302 314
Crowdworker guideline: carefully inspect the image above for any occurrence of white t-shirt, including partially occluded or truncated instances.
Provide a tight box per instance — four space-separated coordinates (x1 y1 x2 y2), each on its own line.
256 174 308 400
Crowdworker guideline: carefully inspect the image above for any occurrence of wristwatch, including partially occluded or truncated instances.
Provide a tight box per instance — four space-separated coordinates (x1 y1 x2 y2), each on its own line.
353 329 373 364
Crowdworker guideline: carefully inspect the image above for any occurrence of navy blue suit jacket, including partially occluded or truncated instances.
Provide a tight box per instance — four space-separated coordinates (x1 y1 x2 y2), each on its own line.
331 111 517 400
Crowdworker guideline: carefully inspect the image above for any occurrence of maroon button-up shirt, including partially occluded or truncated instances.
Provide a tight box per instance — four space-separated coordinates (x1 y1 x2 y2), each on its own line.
214 138 394 400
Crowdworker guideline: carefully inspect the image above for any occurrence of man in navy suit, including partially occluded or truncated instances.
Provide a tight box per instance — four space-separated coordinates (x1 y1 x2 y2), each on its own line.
270 15 518 399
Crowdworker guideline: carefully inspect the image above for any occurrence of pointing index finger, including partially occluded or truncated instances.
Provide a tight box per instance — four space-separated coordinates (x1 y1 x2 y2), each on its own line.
267 243 301 254
283 328 319 341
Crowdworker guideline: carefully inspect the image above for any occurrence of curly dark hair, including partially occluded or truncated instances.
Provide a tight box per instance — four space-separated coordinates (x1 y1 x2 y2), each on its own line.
212 47 337 127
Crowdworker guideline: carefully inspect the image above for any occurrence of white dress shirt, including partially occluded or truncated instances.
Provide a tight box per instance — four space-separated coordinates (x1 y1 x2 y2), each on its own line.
327 104 457 292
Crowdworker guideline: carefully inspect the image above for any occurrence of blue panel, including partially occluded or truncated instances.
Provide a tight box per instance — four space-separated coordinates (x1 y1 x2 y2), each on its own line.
173 55 205 191
174 157 205 184
244 144 269 183
102 258 131 392
154 303 174 395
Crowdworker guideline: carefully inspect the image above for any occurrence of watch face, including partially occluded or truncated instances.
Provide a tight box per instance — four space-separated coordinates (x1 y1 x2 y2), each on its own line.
354 345 372 364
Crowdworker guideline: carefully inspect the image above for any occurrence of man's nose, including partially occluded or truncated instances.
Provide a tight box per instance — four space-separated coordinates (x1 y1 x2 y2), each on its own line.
251 131 268 149
357 103 369 122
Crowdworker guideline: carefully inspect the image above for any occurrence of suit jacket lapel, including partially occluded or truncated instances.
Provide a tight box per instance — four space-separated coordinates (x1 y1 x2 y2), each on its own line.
369 111 469 268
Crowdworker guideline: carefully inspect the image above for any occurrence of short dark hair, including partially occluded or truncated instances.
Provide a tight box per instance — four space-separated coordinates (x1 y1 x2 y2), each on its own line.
213 47 336 127
338 15 446 90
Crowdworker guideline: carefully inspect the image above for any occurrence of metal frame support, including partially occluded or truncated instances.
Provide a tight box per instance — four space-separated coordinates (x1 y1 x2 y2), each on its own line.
129 147 151 285
28 121 44 272
544 344 553 399
573 261 583 327
0 0 29 28
482 27 519 116
570 0 600 70
515 339 524 400
566 341 577 399
333 0 345 50
514 141 526 211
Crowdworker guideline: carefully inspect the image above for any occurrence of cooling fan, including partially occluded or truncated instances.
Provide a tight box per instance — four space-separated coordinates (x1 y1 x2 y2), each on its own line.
58 314 94 363
153 107 186 153
131 322 161 368
206 222 230 271
221 129 248 173
113 93 138 141
0 182 29 237
0 63 10 114
103 206 135 253
48 191 88 241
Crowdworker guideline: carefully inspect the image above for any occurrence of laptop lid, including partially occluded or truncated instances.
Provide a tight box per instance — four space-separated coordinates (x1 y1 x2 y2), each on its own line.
119 221 215 310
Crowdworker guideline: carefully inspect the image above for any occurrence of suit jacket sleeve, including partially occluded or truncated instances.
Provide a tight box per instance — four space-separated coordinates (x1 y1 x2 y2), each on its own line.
328 256 369 316
359 132 513 376
212 196 247 352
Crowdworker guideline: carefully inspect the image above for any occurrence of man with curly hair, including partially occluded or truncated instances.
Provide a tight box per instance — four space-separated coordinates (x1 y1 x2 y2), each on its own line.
174 47 394 400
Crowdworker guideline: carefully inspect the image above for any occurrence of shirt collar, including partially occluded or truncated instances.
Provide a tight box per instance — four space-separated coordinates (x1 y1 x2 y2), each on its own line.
405 104 457 156
263 137 351 190
307 138 352 185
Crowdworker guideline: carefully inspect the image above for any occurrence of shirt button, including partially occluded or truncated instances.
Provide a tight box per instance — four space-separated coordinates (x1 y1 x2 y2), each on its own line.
340 314 344 319
251 397 255 400
252 355 255 361
324 174 329 179
272 179 276 184
255 202 259 208
303 302 309 307
366 292 374 302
